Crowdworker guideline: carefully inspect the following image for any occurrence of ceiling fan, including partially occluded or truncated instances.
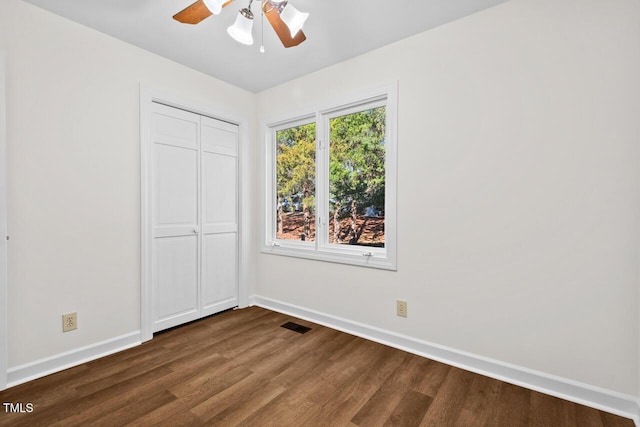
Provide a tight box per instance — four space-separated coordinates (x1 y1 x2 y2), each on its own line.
173 0 309 49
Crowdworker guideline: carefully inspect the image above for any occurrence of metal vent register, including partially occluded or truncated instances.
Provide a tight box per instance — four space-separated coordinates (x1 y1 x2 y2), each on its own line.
281 321 311 334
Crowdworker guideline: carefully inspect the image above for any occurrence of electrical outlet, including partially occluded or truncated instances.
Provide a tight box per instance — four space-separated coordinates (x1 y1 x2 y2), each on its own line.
62 312 77 332
397 300 407 318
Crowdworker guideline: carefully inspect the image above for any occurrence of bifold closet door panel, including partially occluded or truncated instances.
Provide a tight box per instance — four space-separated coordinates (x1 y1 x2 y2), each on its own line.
151 103 201 331
200 116 238 315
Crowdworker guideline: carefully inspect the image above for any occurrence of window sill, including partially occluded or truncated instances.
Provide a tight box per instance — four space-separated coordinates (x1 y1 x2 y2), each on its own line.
260 244 397 271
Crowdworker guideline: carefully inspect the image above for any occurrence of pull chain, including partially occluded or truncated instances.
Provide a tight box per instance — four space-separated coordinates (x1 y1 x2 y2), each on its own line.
260 4 265 53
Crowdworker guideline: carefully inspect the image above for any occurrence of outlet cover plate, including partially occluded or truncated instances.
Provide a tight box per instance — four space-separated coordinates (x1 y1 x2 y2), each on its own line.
62 312 77 332
397 300 407 318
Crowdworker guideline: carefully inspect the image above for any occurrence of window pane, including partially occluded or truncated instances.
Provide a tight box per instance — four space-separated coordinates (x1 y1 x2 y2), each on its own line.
276 123 316 242
329 107 386 248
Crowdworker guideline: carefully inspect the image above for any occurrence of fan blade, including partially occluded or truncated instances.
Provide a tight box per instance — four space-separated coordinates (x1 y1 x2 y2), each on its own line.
262 1 306 48
173 0 211 24
173 0 234 25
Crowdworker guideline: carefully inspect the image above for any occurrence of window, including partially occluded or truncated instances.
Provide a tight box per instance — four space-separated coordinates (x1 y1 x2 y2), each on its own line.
264 84 397 270
275 121 316 242
328 105 386 248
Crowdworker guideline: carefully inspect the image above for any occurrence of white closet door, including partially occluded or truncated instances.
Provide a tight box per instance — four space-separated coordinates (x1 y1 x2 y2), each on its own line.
201 116 238 316
151 103 201 332
150 103 239 333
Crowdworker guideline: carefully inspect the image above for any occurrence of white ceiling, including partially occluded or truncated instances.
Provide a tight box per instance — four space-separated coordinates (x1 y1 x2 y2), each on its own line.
22 0 509 93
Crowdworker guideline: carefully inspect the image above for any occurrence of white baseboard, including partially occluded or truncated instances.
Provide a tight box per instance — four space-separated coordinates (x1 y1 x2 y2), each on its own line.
251 295 639 424
6 331 141 388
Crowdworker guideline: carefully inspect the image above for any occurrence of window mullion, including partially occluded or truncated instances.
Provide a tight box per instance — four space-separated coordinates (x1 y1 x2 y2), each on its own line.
315 112 329 251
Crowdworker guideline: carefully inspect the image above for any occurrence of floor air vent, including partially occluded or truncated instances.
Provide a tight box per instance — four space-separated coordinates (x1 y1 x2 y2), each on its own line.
281 321 311 334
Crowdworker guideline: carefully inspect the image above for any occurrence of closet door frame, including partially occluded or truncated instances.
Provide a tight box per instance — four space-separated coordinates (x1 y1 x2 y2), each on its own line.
139 85 249 342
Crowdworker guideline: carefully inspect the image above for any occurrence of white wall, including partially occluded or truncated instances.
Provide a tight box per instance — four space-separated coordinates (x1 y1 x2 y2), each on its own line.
255 0 640 398
0 0 255 368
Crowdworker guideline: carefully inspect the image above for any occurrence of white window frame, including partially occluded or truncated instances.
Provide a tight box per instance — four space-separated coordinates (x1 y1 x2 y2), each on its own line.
263 83 398 270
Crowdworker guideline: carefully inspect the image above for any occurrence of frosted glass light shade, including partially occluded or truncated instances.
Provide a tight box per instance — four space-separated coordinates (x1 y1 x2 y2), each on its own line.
203 0 225 15
227 10 254 45
280 3 308 38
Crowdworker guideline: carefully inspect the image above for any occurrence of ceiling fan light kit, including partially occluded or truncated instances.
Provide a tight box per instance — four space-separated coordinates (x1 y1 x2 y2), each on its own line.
174 0 309 49
279 3 308 38
202 0 225 15
227 7 255 45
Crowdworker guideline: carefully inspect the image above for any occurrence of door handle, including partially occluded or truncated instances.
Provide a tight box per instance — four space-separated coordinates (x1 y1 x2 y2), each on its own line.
192 228 199 234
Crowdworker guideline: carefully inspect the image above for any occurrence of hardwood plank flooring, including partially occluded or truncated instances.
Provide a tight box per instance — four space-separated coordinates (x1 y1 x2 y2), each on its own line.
0 306 634 426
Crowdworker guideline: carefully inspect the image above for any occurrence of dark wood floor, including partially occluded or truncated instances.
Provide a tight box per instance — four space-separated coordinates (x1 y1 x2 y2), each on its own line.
0 306 633 426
